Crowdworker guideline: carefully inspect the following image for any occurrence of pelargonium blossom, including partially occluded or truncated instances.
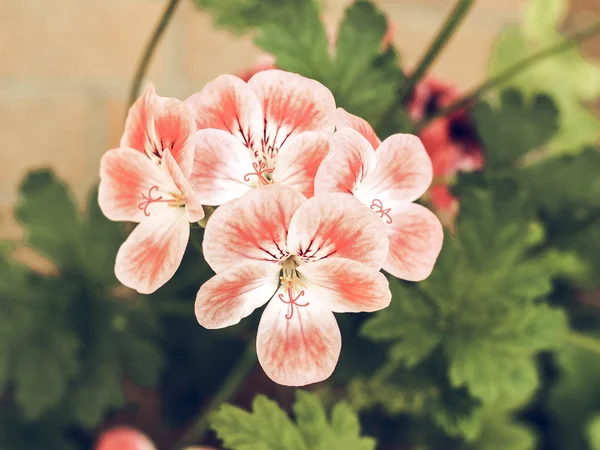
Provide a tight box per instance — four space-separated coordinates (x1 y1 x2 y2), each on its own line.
195 185 391 386
99 84 204 294
184 70 336 203
315 108 443 282
409 75 484 214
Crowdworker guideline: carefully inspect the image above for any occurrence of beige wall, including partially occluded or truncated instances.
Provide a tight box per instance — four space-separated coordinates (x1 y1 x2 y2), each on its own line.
0 0 596 238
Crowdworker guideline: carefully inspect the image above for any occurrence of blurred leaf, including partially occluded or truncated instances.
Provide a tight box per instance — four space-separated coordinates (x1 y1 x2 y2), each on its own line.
473 90 558 170
471 412 536 450
489 0 600 153
588 415 600 450
211 392 376 450
0 410 78 450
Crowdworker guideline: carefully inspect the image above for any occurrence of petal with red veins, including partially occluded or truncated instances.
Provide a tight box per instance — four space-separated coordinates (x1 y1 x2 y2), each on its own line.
357 134 433 204
195 261 280 329
383 203 443 281
256 290 341 386
247 70 336 150
151 96 196 177
335 108 381 149
162 149 205 222
287 193 388 270
203 185 305 273
99 148 176 222
298 258 391 313
120 83 156 154
184 74 264 150
188 129 255 205
314 128 377 195
121 84 195 177
115 207 189 294
287 193 388 269
271 131 330 198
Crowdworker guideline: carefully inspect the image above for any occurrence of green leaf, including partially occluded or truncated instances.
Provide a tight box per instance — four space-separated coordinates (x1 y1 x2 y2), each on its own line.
15 170 81 268
0 410 77 450
472 412 536 450
211 392 376 450
588 415 600 450
488 0 600 154
473 90 558 170
362 184 568 410
211 395 308 450
361 278 441 367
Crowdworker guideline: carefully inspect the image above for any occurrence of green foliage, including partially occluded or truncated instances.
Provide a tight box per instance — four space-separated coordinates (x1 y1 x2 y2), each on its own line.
489 0 600 153
211 391 376 450
588 415 600 450
471 412 536 450
0 170 164 428
194 0 403 128
0 410 77 450
363 185 568 413
473 89 558 170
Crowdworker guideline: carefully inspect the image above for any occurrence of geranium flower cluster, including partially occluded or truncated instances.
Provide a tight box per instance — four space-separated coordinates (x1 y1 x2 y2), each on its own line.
99 70 443 386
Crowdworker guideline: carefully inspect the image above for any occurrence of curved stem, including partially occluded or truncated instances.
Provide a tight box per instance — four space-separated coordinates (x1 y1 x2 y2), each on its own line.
399 0 475 103
127 0 181 108
564 330 600 356
172 341 257 449
415 21 600 132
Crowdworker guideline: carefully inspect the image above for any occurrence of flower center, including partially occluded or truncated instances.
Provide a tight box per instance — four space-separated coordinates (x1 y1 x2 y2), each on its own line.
369 198 393 224
138 186 184 217
243 161 274 186
279 257 308 319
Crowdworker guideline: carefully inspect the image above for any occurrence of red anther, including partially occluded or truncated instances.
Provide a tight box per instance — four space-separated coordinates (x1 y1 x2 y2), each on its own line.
278 287 309 319
138 186 172 217
244 161 273 185
370 198 393 224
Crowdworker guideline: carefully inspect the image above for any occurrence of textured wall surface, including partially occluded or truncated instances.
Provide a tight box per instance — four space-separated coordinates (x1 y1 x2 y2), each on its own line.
0 0 596 237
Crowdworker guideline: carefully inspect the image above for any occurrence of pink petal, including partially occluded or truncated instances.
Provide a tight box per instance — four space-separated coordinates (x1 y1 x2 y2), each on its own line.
95 427 155 450
384 203 443 281
120 83 155 154
298 258 391 313
357 133 433 204
162 149 204 222
152 96 196 177
287 193 388 269
335 108 381 149
121 83 195 177
188 129 255 206
314 127 377 195
195 261 280 329
247 70 336 150
115 207 189 294
271 131 330 198
256 290 341 386
203 185 305 273
99 148 176 222
184 74 264 151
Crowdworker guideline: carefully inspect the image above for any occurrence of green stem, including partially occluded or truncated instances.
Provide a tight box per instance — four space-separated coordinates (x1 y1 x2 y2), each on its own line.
172 341 257 449
564 331 600 356
398 0 475 103
415 20 600 132
127 0 181 108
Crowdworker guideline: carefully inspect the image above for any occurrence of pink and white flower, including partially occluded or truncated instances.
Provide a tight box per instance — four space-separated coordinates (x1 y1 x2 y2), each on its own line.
195 185 391 386
94 426 214 450
315 108 444 282
99 84 204 294
184 70 336 203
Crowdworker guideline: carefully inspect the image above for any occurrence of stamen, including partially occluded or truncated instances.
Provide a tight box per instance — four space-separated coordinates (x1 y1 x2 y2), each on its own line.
370 198 393 224
243 161 273 185
138 186 181 217
278 287 309 320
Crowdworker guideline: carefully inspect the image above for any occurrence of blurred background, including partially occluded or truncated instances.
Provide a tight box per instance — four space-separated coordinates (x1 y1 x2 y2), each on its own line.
1 0 598 241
